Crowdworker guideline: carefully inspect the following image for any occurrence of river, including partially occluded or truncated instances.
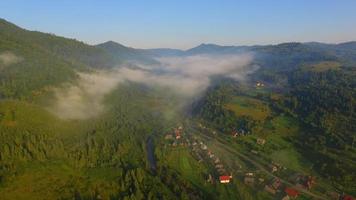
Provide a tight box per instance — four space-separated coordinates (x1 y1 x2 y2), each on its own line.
146 136 157 174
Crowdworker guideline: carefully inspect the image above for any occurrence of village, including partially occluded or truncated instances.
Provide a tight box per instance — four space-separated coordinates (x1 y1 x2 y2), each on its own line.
162 123 352 200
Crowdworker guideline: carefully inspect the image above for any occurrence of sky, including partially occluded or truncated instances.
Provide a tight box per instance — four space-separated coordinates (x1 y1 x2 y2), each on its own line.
1 0 356 49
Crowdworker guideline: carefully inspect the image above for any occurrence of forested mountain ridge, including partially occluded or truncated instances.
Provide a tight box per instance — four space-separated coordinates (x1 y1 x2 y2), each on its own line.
0 18 119 99
0 18 115 68
96 41 159 65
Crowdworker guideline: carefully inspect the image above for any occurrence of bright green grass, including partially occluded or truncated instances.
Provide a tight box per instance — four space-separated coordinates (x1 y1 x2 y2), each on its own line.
271 115 299 136
270 149 303 171
304 61 342 72
166 147 208 186
224 96 271 121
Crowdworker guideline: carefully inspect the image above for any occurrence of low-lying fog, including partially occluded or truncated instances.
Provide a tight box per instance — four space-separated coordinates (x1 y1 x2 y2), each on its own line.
49 54 258 119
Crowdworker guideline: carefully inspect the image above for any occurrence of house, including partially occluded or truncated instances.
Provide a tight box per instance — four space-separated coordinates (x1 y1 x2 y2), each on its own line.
257 138 266 145
245 172 254 176
175 129 181 139
244 177 255 186
282 195 290 200
207 174 214 183
341 194 355 200
207 151 215 158
201 144 208 150
215 164 224 169
271 165 278 173
272 178 281 190
304 176 316 189
219 175 232 184
214 158 220 164
232 130 238 137
256 82 265 87
165 134 173 140
284 187 299 198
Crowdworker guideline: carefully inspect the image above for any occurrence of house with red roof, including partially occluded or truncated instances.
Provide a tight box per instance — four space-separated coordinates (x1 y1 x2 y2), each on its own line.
342 194 354 200
219 175 232 183
285 187 299 198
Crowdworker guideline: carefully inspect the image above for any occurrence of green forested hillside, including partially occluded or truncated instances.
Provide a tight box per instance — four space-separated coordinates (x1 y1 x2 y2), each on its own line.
0 18 120 99
96 41 159 65
0 83 204 200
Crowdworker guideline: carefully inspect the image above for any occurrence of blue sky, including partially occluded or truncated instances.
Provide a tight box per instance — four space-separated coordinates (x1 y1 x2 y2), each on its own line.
1 0 356 49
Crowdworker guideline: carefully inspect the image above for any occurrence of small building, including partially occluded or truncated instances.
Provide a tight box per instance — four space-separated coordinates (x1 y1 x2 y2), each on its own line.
207 174 214 184
232 130 238 137
271 165 278 173
201 144 208 150
257 138 266 145
304 176 316 190
165 134 173 140
272 178 281 190
219 175 232 184
284 187 299 199
342 194 355 200
245 172 254 177
215 164 224 169
256 82 265 87
282 195 290 200
175 130 181 139
244 177 255 186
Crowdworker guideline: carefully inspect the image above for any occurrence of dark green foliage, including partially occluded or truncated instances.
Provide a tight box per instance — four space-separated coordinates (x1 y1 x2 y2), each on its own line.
0 83 205 199
287 67 356 148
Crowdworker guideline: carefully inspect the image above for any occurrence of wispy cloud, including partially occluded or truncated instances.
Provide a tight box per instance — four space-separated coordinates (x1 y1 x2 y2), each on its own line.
49 54 257 119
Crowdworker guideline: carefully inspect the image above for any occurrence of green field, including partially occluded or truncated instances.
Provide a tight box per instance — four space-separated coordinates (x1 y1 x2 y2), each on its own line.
224 96 271 121
304 61 342 72
165 147 208 185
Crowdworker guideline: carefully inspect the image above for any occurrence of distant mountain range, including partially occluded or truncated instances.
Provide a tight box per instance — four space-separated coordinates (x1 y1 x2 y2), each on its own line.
97 39 356 68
